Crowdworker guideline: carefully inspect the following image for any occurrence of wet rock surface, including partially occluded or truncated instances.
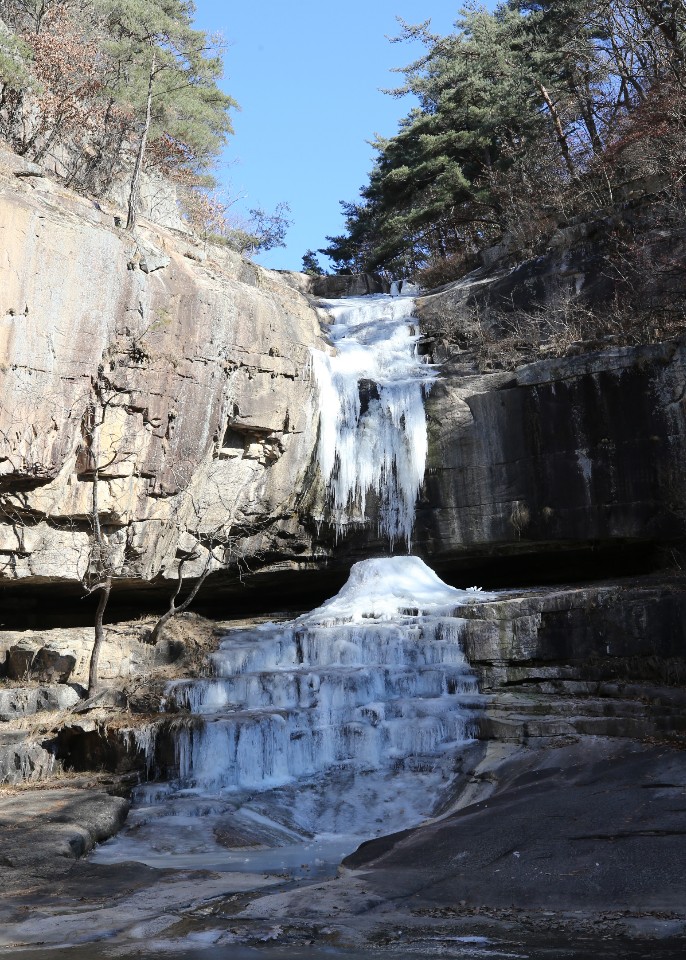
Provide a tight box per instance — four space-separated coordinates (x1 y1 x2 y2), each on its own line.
4 742 681 956
417 337 686 567
343 741 686 916
0 781 284 954
0 581 683 953
236 740 686 946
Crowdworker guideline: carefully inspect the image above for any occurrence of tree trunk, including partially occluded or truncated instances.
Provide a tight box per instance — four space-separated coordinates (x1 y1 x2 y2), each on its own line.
86 404 110 697
88 578 111 697
147 561 212 645
579 95 604 156
126 46 156 232
538 82 576 177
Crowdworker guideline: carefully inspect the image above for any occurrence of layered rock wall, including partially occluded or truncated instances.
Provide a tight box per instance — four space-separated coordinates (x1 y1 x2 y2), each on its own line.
2 149 686 606
0 149 328 596
416 340 686 564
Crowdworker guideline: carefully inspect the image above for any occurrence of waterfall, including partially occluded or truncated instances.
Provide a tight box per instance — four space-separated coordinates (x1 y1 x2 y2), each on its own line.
168 558 483 800
90 294 491 878
92 559 490 873
311 295 437 547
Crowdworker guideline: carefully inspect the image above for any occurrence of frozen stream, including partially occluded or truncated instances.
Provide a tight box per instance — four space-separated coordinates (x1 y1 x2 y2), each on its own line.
92 558 490 877
77 295 686 958
90 294 495 949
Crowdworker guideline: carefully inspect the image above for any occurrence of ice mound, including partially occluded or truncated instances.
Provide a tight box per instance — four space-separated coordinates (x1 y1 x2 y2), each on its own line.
301 556 493 625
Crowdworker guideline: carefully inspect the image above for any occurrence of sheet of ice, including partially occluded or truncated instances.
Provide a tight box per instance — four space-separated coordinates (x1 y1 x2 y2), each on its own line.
311 295 438 547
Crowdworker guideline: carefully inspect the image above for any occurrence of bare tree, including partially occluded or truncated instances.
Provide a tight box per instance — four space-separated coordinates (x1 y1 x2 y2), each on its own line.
78 371 132 696
144 460 263 646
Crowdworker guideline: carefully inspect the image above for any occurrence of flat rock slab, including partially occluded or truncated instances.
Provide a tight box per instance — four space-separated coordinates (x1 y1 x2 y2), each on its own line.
0 787 130 876
239 740 686 944
0 784 287 953
343 741 686 914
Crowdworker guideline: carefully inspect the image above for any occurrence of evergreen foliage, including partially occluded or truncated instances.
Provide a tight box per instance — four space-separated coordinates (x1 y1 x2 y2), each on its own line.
0 0 237 228
323 0 686 281
98 0 236 227
302 249 324 275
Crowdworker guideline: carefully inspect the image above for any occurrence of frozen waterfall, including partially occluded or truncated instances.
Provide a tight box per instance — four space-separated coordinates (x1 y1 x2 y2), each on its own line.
91 558 491 875
311 295 437 547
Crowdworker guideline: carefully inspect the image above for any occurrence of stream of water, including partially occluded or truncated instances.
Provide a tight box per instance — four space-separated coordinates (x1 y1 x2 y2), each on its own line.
92 557 489 877
93 293 479 878
85 292 501 951
310 294 437 547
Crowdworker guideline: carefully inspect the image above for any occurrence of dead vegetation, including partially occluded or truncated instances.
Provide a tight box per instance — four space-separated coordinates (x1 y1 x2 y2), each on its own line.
426 190 686 374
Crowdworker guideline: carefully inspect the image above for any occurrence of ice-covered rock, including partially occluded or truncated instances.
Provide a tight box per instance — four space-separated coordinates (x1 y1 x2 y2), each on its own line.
93 558 490 871
311 295 437 547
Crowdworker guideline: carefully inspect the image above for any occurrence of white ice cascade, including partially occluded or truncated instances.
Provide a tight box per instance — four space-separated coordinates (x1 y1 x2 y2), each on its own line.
91 559 491 873
311 294 438 547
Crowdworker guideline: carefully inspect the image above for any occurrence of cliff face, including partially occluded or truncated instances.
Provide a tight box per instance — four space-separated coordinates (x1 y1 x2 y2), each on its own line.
417 340 686 568
410 241 686 577
0 149 328 599
2 149 686 610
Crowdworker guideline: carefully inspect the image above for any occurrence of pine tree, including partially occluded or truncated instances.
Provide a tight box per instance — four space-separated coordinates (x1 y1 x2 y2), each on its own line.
97 0 237 230
325 0 686 278
301 249 324 275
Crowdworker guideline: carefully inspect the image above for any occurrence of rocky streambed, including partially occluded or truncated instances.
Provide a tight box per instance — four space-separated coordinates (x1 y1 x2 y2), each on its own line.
0 573 685 957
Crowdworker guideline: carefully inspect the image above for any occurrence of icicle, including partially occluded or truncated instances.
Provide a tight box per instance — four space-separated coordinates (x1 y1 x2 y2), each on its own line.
311 295 437 548
130 724 158 777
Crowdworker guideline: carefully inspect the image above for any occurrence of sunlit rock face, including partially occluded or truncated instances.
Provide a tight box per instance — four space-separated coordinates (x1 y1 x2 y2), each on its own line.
92 558 491 870
0 148 327 592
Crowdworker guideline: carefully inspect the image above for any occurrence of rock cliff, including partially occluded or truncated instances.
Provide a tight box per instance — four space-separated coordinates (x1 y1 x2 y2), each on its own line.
1 158 685 950
418 339 686 572
0 148 328 615
3 154 685 611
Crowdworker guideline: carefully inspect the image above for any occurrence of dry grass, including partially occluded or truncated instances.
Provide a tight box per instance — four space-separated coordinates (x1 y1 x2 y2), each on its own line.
431 275 686 374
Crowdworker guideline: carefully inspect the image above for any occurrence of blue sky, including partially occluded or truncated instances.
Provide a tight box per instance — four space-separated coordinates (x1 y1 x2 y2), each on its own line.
192 2 478 271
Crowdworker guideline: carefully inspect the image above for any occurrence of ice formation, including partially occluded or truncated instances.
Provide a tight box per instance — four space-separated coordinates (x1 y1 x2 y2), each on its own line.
311 295 437 547
308 555 488 625
92 558 492 873
168 559 491 798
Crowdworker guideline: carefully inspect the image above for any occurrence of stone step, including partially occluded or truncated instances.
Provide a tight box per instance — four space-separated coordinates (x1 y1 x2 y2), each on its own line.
477 696 686 742
211 630 467 674
184 691 484 726
485 690 686 719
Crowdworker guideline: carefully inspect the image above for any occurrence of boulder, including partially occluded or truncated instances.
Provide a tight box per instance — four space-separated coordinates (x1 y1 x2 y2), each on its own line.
0 684 80 720
0 732 56 785
5 644 76 683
